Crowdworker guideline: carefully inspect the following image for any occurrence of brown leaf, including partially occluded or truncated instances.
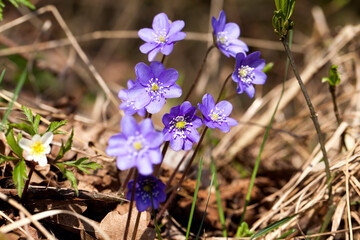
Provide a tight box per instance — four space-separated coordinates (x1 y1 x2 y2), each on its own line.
97 204 156 240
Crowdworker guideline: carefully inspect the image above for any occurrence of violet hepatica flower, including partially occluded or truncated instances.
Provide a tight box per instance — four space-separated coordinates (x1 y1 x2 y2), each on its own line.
138 13 186 62
106 116 164 176
118 79 146 117
127 174 166 212
212 10 248 58
198 94 238 133
19 132 53 167
232 51 267 98
162 101 203 151
128 61 182 114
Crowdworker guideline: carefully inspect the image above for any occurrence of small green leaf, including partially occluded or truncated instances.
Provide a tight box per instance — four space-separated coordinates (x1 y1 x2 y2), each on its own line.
263 62 274 74
250 214 297 240
6 128 23 157
13 159 28 197
21 105 33 124
46 120 68 134
322 65 340 86
33 115 41 134
277 228 296 239
9 123 35 136
63 157 102 174
238 222 254 237
56 162 78 196
55 128 73 161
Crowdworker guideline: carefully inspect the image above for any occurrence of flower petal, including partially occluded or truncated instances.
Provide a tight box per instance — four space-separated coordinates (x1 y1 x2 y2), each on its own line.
183 139 194 151
146 98 166 114
145 132 164 148
197 103 209 117
244 84 255 98
216 122 230 133
135 197 149 212
161 43 173 55
170 136 183 151
168 32 186 42
135 62 153 86
158 69 179 86
136 154 153 175
116 156 135 171
226 117 238 127
138 28 156 42
252 70 267 85
148 47 161 62
168 20 185 36
121 116 139 137
148 149 162 164
186 127 200 143
36 155 48 167
191 116 203 129
152 13 170 33
202 93 215 110
150 61 165 77
139 119 154 135
19 138 33 152
164 85 182 98
216 100 233 116
140 42 158 54
224 22 240 38
243 51 261 66
41 132 53 146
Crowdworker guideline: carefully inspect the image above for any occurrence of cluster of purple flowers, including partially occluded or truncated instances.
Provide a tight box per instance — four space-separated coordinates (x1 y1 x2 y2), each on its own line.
107 11 267 212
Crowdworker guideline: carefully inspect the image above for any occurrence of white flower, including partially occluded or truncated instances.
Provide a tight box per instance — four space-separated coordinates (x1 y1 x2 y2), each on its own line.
19 132 53 167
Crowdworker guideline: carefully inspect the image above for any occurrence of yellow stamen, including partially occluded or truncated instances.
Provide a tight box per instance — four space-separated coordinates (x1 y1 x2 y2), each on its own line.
159 35 166 43
143 185 151 192
151 83 159 91
219 36 225 44
133 141 142 151
31 141 45 156
211 113 219 121
176 121 186 129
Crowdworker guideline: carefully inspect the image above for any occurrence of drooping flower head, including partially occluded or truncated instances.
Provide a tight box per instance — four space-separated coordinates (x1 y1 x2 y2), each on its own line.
118 79 146 117
232 51 267 98
19 132 53 167
212 10 248 58
128 61 182 114
138 13 186 62
162 101 203 151
106 116 164 175
126 174 166 212
198 94 238 133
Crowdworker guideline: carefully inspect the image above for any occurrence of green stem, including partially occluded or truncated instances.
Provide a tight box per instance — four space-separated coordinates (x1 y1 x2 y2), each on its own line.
329 85 347 151
183 45 215 101
282 37 332 203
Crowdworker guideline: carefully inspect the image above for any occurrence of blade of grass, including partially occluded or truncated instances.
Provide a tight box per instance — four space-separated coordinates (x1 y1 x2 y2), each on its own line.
236 30 293 237
0 69 5 85
250 214 297 240
196 171 215 240
210 157 227 237
1 69 27 131
185 157 203 240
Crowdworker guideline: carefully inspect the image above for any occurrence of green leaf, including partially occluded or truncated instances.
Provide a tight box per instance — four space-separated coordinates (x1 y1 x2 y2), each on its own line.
263 62 274 74
6 128 23 157
0 153 19 164
277 228 296 239
56 162 78 196
186 157 203 240
322 65 341 86
55 128 73 161
33 115 41 134
63 157 102 174
13 159 28 197
45 120 68 134
250 214 297 240
21 105 33 125
9 123 35 136
238 222 254 237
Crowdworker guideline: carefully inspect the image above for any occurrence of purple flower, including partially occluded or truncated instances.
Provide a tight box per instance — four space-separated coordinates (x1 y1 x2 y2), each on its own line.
198 94 238 133
232 51 267 98
126 174 166 212
138 13 186 62
212 10 248 58
162 101 203 151
118 80 146 117
128 61 182 114
106 116 164 175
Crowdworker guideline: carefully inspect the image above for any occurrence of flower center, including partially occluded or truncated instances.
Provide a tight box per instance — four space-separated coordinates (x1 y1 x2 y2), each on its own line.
176 121 186 130
133 141 143 151
159 35 166 43
151 83 159 91
31 141 45 156
211 113 219 121
216 32 229 49
238 65 254 84
143 185 152 192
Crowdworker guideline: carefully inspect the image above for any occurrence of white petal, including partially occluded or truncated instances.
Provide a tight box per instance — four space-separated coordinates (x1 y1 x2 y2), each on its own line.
36 155 48 167
19 138 33 152
24 151 34 161
41 132 53 146
44 145 51 154
32 134 41 142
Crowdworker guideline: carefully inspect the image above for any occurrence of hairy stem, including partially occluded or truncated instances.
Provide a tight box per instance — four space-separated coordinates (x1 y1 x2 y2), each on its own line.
123 170 138 240
184 45 215 101
282 38 332 203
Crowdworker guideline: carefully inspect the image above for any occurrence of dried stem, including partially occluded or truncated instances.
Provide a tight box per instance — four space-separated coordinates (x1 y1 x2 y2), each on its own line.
282 38 332 203
123 170 138 240
183 45 215 101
